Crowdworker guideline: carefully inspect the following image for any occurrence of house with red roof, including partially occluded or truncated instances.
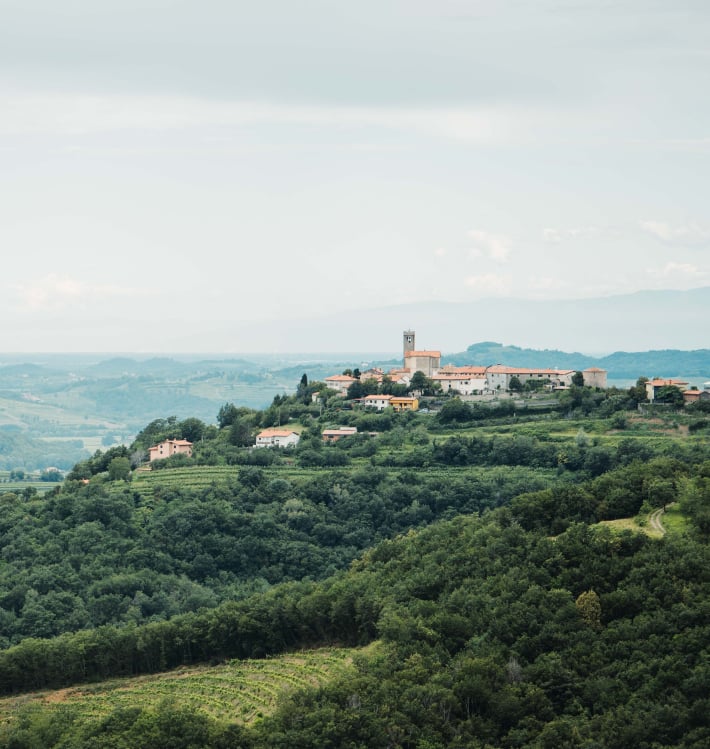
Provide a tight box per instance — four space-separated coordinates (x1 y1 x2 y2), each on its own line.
682 389 710 405
322 426 358 443
324 374 358 396
645 378 689 402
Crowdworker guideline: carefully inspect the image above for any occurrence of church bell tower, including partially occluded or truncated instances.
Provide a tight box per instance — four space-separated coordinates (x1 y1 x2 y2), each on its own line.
403 329 415 358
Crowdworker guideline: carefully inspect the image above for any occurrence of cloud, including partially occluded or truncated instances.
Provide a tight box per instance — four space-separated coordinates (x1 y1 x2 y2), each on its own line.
646 262 708 282
639 220 710 246
542 226 599 243
12 274 152 311
467 230 511 262
463 273 512 295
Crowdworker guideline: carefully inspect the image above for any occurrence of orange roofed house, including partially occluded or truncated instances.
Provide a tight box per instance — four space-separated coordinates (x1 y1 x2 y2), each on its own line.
322 426 358 443
149 439 193 462
324 374 358 396
645 378 689 402
255 429 300 448
683 389 710 405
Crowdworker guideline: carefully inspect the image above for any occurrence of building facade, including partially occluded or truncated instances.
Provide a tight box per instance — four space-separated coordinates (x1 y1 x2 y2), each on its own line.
433 366 488 395
390 396 419 411
324 374 358 396
404 350 441 377
149 439 193 462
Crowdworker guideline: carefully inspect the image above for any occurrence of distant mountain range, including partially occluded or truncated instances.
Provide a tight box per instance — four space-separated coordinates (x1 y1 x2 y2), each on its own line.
154 286 710 355
443 342 710 379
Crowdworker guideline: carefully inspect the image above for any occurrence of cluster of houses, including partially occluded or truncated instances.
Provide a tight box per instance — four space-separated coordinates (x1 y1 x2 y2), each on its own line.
324 330 608 402
645 378 710 405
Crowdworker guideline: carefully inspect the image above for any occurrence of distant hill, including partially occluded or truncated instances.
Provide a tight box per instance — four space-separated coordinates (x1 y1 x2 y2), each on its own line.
86 357 195 377
598 349 710 378
446 342 597 370
0 363 62 377
444 342 710 378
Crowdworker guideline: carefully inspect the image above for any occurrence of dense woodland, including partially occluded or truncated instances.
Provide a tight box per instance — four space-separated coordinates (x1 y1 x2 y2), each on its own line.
0 379 708 747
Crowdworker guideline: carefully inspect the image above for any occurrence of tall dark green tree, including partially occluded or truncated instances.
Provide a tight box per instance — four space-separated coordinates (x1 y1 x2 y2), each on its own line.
654 385 684 407
296 373 309 403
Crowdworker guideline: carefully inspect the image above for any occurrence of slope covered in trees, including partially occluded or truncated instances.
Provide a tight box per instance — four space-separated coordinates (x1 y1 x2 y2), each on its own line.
0 506 708 747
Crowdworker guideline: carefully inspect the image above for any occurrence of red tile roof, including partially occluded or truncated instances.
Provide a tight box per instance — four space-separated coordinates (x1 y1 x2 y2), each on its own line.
257 429 297 438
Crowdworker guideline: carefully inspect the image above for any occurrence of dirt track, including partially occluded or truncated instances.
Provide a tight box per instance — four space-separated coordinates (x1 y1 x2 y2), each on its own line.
648 507 666 536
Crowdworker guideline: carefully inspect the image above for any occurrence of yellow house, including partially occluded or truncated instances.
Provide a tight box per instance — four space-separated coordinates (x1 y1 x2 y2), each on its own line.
390 396 419 412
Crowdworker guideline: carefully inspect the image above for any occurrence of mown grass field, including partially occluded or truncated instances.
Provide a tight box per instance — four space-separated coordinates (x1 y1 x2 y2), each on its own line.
0 395 117 431
0 481 54 495
40 435 106 453
0 646 357 730
658 502 690 534
597 503 689 538
0 471 57 495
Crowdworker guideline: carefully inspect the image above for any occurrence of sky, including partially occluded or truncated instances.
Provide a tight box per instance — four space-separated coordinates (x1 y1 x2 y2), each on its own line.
1 0 709 352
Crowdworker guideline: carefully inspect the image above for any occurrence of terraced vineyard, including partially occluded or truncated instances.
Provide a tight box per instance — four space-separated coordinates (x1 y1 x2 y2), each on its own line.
131 464 342 497
0 647 357 729
131 462 559 499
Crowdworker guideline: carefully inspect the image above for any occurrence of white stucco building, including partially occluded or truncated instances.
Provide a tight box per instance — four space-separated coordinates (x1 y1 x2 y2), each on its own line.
255 429 300 448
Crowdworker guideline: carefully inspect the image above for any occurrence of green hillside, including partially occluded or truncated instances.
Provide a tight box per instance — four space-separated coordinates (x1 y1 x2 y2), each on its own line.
0 382 708 747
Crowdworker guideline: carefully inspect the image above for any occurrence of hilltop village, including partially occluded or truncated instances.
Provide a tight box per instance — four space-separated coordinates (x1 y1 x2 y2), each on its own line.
141 332 710 456
324 330 608 403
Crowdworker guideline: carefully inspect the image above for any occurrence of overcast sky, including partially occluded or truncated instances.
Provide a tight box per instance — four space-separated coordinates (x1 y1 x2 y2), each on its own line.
1 0 708 352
